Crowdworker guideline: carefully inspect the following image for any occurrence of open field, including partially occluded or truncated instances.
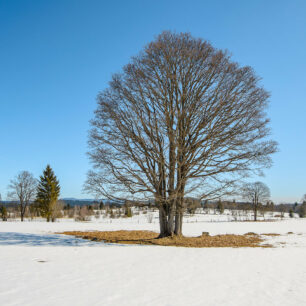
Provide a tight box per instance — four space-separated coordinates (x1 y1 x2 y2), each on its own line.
2 2 306 305
1 211 306 306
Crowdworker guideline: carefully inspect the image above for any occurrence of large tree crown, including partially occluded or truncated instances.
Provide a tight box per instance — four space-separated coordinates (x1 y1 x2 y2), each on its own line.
86 31 277 201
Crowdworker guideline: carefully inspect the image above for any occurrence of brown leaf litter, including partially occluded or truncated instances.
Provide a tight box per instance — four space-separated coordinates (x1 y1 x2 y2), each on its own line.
59 230 272 248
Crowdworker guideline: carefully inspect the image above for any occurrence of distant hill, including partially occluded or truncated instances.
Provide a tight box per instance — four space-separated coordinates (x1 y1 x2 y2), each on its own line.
60 198 124 207
60 198 100 206
61 198 97 201
0 198 124 207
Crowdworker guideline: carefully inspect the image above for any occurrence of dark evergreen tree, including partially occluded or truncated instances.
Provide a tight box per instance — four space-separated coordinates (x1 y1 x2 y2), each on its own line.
298 203 306 218
217 199 224 214
125 207 132 217
0 205 8 221
293 202 298 212
36 165 60 222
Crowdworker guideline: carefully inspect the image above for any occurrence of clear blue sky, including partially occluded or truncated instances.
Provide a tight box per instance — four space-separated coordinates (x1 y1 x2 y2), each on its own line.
0 0 305 203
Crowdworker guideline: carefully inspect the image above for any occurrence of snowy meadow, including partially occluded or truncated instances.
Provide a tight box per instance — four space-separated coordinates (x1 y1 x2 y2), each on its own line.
1 209 306 306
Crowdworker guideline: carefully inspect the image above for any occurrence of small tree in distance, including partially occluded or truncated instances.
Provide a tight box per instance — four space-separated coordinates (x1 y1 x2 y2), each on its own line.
124 201 133 217
217 199 224 214
0 194 8 221
185 198 201 215
298 204 306 218
241 181 270 221
298 194 306 218
0 205 8 221
7 171 37 221
36 165 60 222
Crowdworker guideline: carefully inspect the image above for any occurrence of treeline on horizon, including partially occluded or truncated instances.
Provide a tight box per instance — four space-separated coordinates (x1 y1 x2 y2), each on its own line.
2 193 306 222
1 197 304 212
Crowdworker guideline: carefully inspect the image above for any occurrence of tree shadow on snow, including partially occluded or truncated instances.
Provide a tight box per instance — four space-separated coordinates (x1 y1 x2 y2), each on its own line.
0 232 113 247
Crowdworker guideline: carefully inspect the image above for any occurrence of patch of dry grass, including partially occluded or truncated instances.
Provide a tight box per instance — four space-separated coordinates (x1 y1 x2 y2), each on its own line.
261 233 281 236
59 230 271 248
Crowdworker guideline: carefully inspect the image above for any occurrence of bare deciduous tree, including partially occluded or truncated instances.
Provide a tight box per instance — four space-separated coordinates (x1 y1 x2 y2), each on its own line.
241 181 271 221
7 171 37 221
146 212 154 223
51 200 64 222
75 206 92 221
184 198 201 215
85 31 277 236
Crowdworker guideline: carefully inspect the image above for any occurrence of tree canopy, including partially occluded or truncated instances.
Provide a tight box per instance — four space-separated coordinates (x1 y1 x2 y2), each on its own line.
7 171 37 221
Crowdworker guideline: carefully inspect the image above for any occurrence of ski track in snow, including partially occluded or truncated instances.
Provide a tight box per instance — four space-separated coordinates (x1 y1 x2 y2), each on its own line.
1 211 306 306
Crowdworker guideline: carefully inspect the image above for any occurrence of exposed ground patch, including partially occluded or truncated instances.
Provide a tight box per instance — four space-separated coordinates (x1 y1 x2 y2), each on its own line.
59 230 271 248
261 233 281 236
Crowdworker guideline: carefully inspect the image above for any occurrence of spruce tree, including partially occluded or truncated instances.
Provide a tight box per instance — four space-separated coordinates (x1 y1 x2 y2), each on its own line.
36 165 60 222
217 199 224 214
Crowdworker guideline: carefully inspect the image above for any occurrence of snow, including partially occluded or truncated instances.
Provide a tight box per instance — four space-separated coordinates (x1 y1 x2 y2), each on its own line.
1 212 306 306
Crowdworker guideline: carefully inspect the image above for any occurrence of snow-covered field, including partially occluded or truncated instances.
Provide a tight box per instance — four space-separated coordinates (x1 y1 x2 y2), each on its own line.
1 211 306 306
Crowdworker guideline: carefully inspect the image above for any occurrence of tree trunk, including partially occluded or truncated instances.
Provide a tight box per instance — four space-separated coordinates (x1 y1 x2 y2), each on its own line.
174 197 183 236
158 204 174 237
174 211 181 235
167 203 175 235
174 169 185 236
20 204 25 222
158 205 166 237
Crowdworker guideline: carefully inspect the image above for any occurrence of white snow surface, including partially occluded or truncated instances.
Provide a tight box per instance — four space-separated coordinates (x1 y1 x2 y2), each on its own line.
1 212 306 306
